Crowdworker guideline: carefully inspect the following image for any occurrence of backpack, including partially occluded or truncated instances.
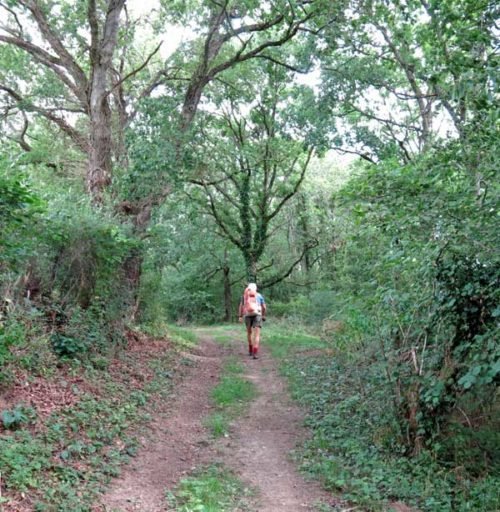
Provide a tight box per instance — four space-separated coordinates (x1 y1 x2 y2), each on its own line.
243 285 261 317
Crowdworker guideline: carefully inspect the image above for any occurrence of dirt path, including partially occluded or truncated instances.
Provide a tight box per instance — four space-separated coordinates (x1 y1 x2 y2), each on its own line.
215 339 336 511
99 329 335 511
100 336 224 511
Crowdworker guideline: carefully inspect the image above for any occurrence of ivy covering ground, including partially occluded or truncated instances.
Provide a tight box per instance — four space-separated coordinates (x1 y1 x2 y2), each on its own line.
266 328 500 512
0 326 192 511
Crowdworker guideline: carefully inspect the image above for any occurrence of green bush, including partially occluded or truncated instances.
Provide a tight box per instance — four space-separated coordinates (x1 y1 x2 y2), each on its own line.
0 166 44 271
0 318 26 368
281 349 500 511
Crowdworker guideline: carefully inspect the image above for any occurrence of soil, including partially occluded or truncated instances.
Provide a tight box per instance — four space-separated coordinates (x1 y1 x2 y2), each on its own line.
214 340 338 512
99 335 223 511
98 331 338 511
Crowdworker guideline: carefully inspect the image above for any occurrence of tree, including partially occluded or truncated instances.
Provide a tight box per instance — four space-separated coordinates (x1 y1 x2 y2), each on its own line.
0 0 138 200
311 0 499 455
187 67 316 283
317 0 498 167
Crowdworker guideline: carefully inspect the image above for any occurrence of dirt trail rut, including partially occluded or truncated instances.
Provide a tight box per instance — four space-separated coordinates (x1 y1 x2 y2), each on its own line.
99 330 335 511
216 343 334 511
100 336 223 511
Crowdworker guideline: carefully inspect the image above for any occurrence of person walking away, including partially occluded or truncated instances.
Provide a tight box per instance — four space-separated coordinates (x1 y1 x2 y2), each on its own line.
238 283 266 359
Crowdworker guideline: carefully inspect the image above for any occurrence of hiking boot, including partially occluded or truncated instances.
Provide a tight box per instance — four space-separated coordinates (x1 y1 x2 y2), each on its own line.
253 354 259 360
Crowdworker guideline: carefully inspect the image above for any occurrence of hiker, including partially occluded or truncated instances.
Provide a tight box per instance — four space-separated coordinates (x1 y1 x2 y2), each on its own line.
238 282 267 359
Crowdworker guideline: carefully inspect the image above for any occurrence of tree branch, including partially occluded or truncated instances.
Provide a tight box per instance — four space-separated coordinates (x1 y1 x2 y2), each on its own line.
20 0 88 93
254 54 310 74
267 147 313 223
261 238 318 289
107 42 163 97
0 84 86 151
206 189 243 250
334 146 378 164
0 34 87 107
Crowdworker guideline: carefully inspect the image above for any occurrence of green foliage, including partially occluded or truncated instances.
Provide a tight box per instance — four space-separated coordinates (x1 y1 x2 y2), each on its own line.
138 196 244 325
0 170 42 224
48 302 125 359
269 105 498 503
0 165 44 270
165 464 253 512
271 291 344 326
0 432 52 491
265 324 329 359
1 404 36 430
0 2 498 510
0 331 177 509
274 338 500 511
49 332 88 358
0 172 135 361
0 316 26 372
163 323 198 348
330 147 499 439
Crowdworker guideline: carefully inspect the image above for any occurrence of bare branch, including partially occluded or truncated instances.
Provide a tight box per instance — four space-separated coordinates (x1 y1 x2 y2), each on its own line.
261 238 319 289
107 42 163 97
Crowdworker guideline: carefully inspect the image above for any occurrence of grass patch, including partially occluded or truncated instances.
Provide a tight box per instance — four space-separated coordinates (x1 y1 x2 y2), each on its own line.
205 356 254 437
195 324 239 346
165 324 198 348
141 321 198 348
165 463 253 511
265 324 329 359
212 333 235 346
204 413 229 438
211 375 253 407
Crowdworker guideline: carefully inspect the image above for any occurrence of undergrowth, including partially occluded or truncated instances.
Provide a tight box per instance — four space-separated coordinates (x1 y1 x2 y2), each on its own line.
0 325 195 510
266 326 500 512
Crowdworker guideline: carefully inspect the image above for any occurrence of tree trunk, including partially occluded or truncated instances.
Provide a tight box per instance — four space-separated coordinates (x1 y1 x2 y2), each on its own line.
122 248 143 322
244 255 258 283
223 259 232 322
298 195 311 274
87 91 113 201
86 0 126 202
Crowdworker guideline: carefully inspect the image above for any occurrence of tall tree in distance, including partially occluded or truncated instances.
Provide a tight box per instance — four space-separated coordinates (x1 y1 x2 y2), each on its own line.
188 66 316 283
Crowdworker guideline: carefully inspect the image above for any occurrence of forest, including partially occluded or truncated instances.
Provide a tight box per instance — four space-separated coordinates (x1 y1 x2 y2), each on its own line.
0 0 498 511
